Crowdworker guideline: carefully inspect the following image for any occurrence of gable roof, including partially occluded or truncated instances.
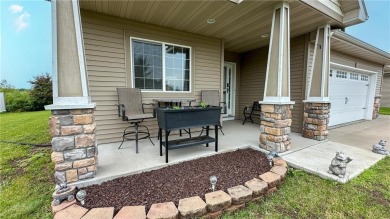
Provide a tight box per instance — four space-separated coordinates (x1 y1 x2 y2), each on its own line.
331 29 390 65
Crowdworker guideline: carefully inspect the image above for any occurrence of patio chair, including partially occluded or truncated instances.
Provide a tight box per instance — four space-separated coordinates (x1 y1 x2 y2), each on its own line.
242 101 261 125
199 90 225 136
116 88 155 153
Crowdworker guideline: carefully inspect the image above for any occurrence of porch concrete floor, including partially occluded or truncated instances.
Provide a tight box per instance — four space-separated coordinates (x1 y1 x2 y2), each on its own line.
76 116 389 187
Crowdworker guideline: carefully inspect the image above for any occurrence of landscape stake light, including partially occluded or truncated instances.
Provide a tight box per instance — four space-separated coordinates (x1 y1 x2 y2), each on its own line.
76 190 87 205
210 175 217 191
267 154 274 167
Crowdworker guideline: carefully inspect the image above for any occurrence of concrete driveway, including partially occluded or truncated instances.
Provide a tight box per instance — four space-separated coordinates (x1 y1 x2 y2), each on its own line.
328 115 390 151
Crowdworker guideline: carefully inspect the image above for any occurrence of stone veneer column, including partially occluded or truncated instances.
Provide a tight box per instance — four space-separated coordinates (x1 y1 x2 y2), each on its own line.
49 108 97 184
372 95 381 119
259 104 293 153
302 102 330 141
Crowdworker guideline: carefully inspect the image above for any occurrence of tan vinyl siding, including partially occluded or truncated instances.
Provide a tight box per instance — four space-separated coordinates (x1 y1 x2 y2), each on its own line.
382 74 390 107
239 47 267 124
81 11 221 144
330 50 383 95
238 36 306 132
224 51 241 119
290 35 306 133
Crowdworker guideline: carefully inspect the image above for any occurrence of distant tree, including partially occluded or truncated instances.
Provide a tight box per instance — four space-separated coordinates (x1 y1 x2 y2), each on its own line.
0 79 14 90
28 73 53 110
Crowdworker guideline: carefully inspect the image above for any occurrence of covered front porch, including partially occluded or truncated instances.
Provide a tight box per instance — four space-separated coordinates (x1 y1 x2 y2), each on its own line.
76 120 320 187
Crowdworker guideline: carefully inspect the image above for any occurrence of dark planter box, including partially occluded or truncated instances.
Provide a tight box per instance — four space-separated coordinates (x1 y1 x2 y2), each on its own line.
157 107 222 131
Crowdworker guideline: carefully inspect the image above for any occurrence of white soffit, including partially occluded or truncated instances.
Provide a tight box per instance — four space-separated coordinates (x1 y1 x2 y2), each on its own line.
331 30 390 65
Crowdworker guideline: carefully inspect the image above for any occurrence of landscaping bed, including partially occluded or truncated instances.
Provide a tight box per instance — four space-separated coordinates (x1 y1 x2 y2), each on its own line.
84 148 270 213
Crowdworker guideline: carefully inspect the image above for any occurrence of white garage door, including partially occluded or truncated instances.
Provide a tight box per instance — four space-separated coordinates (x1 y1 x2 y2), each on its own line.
329 69 370 126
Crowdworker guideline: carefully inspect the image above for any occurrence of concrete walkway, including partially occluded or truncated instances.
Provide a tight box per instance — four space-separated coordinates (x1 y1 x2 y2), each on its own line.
282 115 389 183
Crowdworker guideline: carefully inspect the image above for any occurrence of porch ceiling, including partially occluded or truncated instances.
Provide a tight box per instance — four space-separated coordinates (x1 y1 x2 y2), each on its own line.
79 0 340 53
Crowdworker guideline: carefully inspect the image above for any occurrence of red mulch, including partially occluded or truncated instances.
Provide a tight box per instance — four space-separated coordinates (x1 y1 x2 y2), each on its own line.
83 148 270 213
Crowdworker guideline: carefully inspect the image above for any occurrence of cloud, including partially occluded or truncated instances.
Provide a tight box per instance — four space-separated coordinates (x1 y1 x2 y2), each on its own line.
9 4 23 14
15 12 30 31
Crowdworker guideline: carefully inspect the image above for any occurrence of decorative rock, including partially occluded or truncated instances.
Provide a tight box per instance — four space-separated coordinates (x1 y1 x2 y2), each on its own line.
52 152 64 163
259 172 281 188
82 207 114 219
86 147 96 157
75 134 95 148
49 116 61 136
73 158 95 168
54 204 88 219
204 190 232 213
147 202 178 219
270 166 288 179
54 171 66 184
178 196 207 219
244 178 268 197
78 167 88 175
79 172 95 180
55 162 72 171
114 206 146 219
66 169 78 183
64 149 86 160
59 116 73 126
61 126 83 136
83 124 97 134
52 136 75 152
51 199 76 214
74 114 93 125
52 110 71 115
227 185 253 204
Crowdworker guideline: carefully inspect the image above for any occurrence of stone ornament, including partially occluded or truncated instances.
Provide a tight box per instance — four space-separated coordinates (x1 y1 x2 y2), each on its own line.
372 140 389 155
52 183 76 206
328 152 352 178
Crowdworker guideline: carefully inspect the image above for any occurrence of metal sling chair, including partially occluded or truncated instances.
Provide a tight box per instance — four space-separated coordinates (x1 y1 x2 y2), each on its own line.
116 88 155 153
199 90 225 136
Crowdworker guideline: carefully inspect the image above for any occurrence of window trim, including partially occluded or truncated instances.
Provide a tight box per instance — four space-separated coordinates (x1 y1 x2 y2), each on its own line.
130 37 192 93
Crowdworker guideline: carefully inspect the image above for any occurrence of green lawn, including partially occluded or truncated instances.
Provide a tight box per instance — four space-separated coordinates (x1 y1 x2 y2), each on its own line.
223 157 390 219
0 111 53 219
379 107 390 115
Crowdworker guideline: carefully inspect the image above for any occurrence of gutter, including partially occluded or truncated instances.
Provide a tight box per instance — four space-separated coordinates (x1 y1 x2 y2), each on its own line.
331 29 390 59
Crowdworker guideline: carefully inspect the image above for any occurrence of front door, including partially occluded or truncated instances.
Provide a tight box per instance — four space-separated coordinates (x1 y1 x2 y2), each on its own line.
222 62 236 120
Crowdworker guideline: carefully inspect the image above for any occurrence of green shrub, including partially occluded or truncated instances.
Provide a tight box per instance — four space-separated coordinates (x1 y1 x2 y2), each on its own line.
3 89 33 112
28 74 52 111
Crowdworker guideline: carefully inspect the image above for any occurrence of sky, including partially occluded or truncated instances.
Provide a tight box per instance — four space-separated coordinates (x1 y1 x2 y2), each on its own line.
0 0 389 89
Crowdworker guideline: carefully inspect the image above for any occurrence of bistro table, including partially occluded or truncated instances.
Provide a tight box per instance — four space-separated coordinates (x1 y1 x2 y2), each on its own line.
152 98 196 108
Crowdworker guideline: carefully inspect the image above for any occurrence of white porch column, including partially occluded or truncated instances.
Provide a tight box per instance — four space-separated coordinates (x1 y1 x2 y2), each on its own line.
303 25 331 141
259 2 294 153
46 0 97 185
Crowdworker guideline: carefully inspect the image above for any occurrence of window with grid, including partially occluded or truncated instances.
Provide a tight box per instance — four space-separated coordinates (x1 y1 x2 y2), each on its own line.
336 70 347 79
132 39 191 92
350 73 359 80
361 75 369 81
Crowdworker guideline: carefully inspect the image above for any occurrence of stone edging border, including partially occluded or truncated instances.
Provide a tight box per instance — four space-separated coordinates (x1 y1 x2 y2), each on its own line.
52 157 288 219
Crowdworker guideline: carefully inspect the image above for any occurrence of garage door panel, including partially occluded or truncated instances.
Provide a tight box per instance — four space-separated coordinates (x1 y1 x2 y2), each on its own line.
329 69 369 126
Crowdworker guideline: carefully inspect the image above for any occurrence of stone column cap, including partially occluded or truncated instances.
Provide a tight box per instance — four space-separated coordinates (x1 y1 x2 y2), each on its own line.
259 101 295 105
45 103 96 110
303 100 330 103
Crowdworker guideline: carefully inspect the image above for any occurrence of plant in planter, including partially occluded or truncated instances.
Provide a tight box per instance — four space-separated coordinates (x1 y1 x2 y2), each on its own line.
200 102 208 108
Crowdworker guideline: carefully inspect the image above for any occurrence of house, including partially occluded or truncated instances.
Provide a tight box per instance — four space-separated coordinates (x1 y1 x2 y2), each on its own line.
45 0 390 184
381 66 390 107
